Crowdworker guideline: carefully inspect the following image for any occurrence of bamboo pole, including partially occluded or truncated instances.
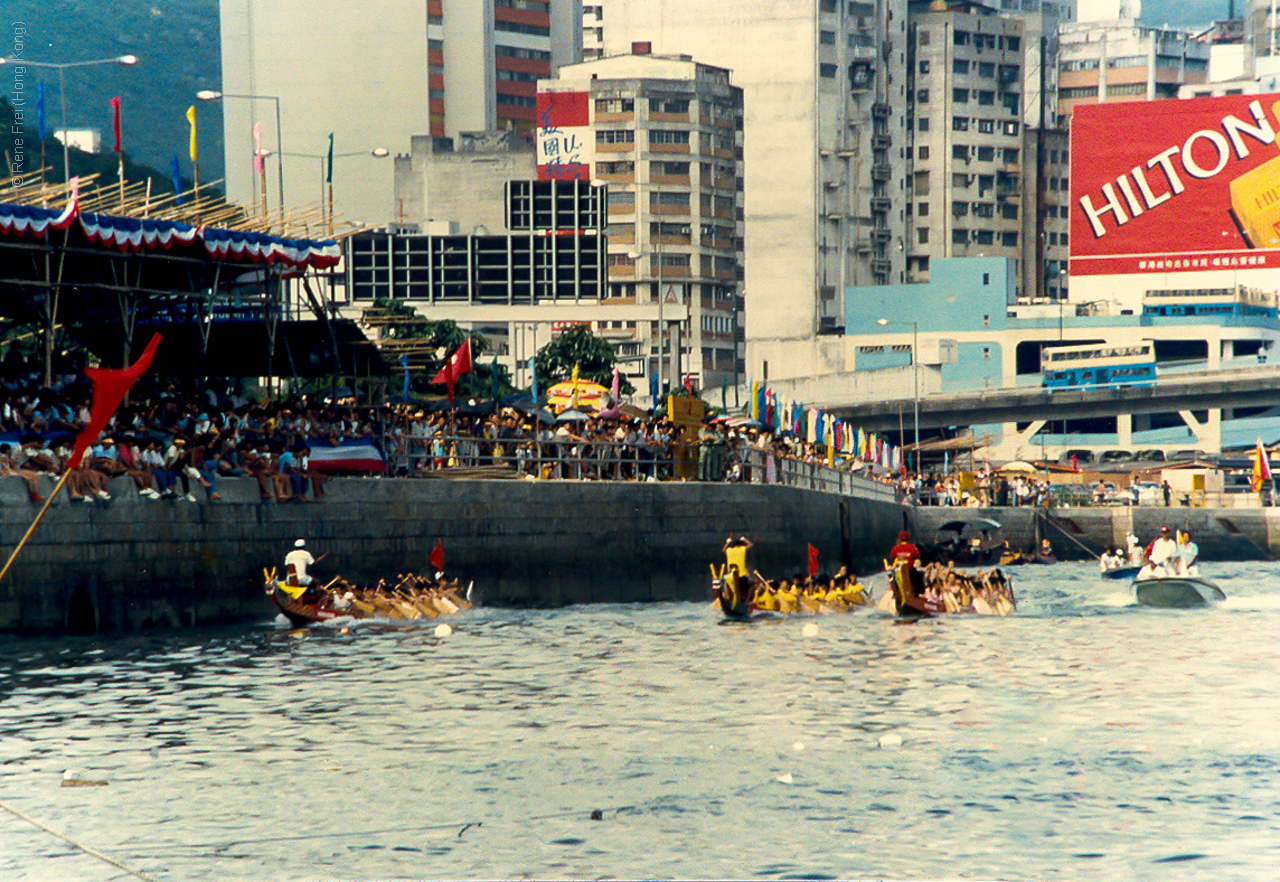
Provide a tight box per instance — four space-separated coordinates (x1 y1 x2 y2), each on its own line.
0 469 75 584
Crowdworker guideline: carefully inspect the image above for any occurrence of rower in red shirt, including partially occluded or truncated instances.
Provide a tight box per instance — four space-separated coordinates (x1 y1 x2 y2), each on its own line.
889 530 919 566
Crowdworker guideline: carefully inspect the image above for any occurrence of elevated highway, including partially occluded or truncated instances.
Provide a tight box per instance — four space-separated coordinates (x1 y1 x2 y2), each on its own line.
828 365 1280 433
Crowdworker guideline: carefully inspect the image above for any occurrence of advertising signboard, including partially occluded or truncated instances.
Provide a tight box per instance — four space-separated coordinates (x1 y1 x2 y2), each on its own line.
536 91 592 181
1070 94 1280 277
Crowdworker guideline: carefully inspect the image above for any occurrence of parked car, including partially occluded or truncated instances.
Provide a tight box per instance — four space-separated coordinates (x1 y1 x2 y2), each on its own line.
1048 483 1092 506
1133 449 1166 462
1131 481 1164 506
1100 450 1133 463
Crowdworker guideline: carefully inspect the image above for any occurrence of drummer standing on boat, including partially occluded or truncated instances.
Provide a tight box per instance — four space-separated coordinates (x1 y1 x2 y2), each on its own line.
285 539 316 586
724 535 752 574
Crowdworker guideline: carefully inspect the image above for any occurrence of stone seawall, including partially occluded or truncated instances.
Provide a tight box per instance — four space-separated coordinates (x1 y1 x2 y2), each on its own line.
910 505 1280 562
0 476 906 634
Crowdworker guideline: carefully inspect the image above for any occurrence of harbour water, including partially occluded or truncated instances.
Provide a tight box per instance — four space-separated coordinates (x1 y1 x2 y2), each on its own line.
1 562 1277 881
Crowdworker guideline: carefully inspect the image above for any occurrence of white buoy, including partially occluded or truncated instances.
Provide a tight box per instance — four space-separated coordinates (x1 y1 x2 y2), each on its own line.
878 733 903 749
801 622 820 638
434 623 453 638
776 772 794 784
792 741 805 753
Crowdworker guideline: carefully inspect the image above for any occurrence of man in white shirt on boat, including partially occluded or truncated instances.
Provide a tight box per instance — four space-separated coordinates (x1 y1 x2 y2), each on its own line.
1173 530 1199 577
285 539 316 586
1140 526 1178 579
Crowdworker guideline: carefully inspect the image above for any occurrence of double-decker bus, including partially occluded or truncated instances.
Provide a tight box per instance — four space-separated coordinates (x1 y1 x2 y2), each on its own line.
1041 341 1156 389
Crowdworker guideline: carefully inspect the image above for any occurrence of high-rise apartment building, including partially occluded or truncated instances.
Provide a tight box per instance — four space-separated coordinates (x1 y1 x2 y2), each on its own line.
217 0 582 229
539 50 746 389
1057 18 1211 119
905 0 1070 300
589 0 910 382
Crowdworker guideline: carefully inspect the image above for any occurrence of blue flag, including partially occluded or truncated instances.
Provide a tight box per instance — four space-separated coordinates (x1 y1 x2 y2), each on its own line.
400 354 409 399
36 83 44 140
170 156 184 205
531 357 538 403
649 370 659 401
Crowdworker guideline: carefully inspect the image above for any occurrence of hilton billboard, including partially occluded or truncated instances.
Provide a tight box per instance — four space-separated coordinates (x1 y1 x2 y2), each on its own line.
1070 94 1280 278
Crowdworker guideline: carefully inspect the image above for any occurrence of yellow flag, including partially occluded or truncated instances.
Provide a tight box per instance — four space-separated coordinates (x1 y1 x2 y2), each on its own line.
571 363 580 408
186 105 197 162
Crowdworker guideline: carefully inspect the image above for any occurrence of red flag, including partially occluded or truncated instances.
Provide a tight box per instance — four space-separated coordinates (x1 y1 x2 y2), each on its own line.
807 544 819 577
684 374 694 413
110 96 121 153
67 333 161 471
1071 453 1078 473
429 539 444 573
430 339 474 404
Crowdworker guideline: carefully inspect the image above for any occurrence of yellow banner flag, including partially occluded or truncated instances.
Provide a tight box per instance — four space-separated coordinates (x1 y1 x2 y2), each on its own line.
186 105 197 163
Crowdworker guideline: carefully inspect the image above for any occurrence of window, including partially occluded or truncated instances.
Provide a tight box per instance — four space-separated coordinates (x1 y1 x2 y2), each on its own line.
977 118 994 133
650 191 689 208
953 58 970 75
607 191 634 206
596 98 634 114
977 145 994 161
953 88 969 103
820 29 836 45
952 200 969 216
952 145 970 161
952 116 969 131
918 227 930 244
1002 120 1019 136
597 129 636 144
974 202 993 218
917 202 929 216
918 117 930 132
952 173 970 188
919 29 931 46
496 44 551 62
977 90 995 106
918 146 930 160
952 229 969 245
495 19 550 36
648 129 689 145
1001 231 1018 247
599 160 635 175
953 29 970 46
819 63 838 78
1004 36 1020 52
978 61 995 77
917 89 929 103
648 97 690 114
975 230 994 245
651 160 689 176
1001 203 1018 219
1003 148 1018 164
919 60 930 74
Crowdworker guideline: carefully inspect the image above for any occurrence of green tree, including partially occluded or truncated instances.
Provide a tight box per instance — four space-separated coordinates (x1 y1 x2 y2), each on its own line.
533 325 634 396
363 299 514 399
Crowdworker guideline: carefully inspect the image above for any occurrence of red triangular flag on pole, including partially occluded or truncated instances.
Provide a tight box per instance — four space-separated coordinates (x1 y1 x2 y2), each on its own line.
430 339 474 405
807 543 819 577
429 539 444 573
67 333 161 471
110 96 122 153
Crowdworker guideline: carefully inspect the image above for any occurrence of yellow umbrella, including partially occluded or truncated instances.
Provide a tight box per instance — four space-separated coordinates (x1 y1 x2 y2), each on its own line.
546 381 609 413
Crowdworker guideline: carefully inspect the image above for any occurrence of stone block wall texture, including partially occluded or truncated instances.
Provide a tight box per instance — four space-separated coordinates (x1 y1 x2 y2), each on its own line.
0 475 905 634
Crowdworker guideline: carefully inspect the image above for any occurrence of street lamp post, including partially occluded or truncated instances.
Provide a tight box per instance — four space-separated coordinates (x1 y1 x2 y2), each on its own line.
0 55 138 183
878 317 920 472
279 146 389 235
196 89 284 225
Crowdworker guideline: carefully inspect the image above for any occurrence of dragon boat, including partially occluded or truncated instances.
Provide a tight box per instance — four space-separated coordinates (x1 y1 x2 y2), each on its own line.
710 564 871 621
876 559 1015 617
264 568 471 627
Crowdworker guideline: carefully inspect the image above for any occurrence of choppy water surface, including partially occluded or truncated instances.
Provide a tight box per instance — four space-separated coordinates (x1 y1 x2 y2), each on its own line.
1 562 1277 881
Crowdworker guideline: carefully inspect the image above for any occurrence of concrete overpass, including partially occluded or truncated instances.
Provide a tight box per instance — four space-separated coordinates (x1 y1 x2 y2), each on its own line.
828 365 1280 433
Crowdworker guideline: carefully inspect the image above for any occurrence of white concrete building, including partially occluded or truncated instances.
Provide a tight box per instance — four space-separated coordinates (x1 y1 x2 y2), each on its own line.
588 0 910 384
540 49 745 390
216 0 582 230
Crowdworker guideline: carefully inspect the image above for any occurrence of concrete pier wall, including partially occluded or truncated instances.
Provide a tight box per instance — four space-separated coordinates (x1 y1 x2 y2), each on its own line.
4 473 1274 635
0 475 905 634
